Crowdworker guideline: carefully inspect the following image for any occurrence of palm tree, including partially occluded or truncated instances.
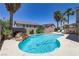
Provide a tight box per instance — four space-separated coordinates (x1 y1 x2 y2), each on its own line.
61 17 67 26
5 3 21 30
54 11 62 28
64 8 74 24
60 15 63 27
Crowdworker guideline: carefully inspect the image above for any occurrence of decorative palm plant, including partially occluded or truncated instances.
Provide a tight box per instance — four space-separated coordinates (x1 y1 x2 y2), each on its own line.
2 28 12 39
1 19 12 39
5 3 21 30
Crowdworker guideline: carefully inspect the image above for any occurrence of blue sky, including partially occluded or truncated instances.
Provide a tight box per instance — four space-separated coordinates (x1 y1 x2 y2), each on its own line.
0 3 78 26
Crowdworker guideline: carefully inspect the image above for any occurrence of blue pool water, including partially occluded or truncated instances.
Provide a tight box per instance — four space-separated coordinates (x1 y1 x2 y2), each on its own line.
18 34 64 54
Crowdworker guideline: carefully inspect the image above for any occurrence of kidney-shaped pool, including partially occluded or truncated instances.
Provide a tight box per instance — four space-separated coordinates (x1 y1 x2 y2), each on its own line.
18 34 64 54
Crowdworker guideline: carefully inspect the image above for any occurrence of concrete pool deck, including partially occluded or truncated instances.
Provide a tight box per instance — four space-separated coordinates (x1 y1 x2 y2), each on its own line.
0 34 79 56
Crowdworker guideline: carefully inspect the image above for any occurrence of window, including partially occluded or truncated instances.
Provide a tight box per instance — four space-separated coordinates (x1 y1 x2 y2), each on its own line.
23 24 25 28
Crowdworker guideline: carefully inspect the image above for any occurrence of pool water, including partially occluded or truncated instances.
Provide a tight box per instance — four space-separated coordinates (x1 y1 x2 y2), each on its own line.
18 34 64 54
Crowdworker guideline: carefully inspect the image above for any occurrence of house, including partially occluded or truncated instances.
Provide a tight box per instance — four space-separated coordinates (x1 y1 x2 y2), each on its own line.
13 21 55 34
13 21 40 34
64 23 77 34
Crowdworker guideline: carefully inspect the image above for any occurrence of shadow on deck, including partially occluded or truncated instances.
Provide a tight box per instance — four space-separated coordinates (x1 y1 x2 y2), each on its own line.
0 39 5 50
66 34 79 42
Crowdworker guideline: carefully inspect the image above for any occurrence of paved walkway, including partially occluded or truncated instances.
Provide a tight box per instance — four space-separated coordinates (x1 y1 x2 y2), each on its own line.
0 34 79 56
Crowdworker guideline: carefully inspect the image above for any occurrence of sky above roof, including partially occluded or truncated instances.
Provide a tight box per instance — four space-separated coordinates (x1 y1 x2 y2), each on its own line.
0 3 78 27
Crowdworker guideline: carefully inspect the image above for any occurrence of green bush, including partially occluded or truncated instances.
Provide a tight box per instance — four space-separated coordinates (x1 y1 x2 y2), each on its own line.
64 24 69 28
30 30 34 34
36 26 44 34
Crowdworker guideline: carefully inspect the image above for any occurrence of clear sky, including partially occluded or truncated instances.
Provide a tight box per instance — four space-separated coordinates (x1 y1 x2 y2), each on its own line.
0 3 78 26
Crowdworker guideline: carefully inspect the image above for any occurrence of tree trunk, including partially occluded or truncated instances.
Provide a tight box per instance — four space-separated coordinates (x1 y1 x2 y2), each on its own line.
68 15 69 24
63 21 65 29
57 21 59 28
10 12 13 31
67 15 70 33
61 21 62 27
63 21 65 26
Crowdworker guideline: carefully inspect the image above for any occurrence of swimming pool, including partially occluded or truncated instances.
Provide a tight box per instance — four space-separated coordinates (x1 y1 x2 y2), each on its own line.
18 34 64 54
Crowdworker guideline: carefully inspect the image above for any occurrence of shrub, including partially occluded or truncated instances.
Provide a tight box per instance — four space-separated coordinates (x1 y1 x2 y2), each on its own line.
36 26 44 34
30 30 34 34
64 24 69 28
54 28 58 32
